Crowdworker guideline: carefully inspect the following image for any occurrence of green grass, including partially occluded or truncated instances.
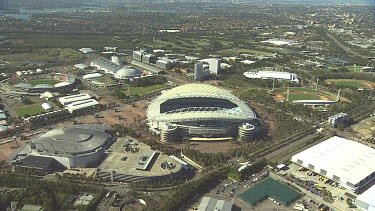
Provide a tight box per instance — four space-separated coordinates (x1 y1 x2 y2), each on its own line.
325 79 374 88
346 66 364 72
27 79 61 85
16 104 45 117
217 48 274 56
123 83 171 96
272 87 337 102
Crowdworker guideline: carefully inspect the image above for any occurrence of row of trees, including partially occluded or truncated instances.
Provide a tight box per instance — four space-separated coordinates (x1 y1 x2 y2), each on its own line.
0 173 103 211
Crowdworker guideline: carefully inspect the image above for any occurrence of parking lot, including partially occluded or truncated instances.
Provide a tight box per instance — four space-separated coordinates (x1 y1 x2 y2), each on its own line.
281 163 360 211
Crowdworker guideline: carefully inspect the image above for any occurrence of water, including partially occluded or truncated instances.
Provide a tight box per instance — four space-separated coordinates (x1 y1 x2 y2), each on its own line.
0 7 95 20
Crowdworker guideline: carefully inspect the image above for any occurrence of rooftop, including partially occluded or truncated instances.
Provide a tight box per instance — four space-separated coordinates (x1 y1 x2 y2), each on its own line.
291 136 375 187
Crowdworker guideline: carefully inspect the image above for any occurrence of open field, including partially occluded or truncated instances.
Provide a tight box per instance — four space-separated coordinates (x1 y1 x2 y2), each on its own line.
15 104 45 117
217 48 275 56
122 84 171 96
0 47 83 67
325 79 375 89
346 66 364 72
272 87 336 102
26 79 61 85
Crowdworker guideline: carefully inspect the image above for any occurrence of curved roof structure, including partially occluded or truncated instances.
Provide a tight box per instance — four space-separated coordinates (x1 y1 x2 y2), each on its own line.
31 125 110 157
147 84 256 123
115 66 142 79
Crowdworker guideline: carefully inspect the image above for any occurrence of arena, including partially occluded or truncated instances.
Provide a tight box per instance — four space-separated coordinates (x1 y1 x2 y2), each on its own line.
8 125 114 169
147 84 259 142
13 73 77 93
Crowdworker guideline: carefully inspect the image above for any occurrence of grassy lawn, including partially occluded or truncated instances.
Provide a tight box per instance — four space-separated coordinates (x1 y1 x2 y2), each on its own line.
273 87 337 101
27 79 61 85
346 66 364 72
0 48 83 67
123 83 171 96
325 79 374 88
16 104 45 117
217 48 274 56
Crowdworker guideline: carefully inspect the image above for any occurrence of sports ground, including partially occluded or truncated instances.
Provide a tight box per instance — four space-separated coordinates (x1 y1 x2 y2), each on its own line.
239 177 302 206
325 79 375 89
27 79 61 85
272 87 337 102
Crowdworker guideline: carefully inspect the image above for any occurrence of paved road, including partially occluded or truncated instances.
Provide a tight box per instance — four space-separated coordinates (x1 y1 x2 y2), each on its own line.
326 32 372 59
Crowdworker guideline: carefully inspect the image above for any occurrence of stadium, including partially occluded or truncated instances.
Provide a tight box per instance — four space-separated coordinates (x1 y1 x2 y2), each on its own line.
13 73 77 93
8 125 114 169
147 84 259 142
271 87 339 106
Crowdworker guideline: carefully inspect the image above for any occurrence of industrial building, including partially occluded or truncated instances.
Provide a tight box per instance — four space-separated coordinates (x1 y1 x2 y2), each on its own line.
133 50 145 61
198 197 233 211
156 59 172 70
12 125 114 168
147 84 259 142
91 58 122 74
244 70 299 82
355 185 375 211
142 54 157 64
65 99 99 113
291 136 375 192
59 93 91 106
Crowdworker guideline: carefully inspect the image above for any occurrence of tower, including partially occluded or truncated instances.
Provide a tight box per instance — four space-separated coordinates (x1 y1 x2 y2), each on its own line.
194 62 203 80
209 58 221 75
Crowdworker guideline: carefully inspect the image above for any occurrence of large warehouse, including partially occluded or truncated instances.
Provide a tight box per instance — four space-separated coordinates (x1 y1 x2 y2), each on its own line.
291 136 375 192
25 125 114 168
146 84 259 142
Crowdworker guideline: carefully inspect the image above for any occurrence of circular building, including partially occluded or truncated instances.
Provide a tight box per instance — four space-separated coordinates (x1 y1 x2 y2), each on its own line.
115 66 142 79
30 125 114 168
147 84 258 142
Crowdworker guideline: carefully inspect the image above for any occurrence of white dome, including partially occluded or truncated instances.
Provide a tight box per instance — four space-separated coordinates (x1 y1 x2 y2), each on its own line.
115 66 141 79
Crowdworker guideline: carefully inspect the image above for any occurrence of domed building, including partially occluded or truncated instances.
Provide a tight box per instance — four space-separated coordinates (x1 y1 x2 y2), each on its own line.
115 66 142 79
147 83 260 142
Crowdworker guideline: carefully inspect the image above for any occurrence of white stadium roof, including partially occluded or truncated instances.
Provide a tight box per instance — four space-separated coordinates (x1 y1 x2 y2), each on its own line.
291 136 375 190
147 84 256 122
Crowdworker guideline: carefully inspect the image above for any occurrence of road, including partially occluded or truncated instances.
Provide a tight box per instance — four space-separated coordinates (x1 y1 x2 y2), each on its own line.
326 32 372 59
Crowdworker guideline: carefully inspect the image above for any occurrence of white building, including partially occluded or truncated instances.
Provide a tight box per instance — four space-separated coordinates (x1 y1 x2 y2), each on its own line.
243 70 299 83
328 113 349 126
79 48 95 54
209 58 221 75
41 103 53 111
65 99 99 113
291 136 375 192
355 185 375 211
59 93 91 106
82 73 103 80
111 56 123 66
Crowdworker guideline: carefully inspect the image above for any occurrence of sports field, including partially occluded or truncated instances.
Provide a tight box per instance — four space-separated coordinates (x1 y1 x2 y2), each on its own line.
239 178 301 206
325 79 375 89
27 79 61 85
16 104 45 117
272 87 336 102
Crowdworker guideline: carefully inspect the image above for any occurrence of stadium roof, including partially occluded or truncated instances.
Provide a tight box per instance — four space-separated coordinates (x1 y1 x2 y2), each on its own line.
31 125 110 157
18 155 56 171
147 84 256 122
291 136 375 188
115 66 142 79
198 197 233 211
355 185 375 211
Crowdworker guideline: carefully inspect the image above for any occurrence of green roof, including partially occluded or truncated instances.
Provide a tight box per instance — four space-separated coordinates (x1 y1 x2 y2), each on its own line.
239 178 301 206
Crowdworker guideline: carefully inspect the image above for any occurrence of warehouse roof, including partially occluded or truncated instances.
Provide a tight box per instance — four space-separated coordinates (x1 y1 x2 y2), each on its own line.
65 99 98 113
355 185 375 211
59 93 91 105
198 197 233 211
291 136 375 187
